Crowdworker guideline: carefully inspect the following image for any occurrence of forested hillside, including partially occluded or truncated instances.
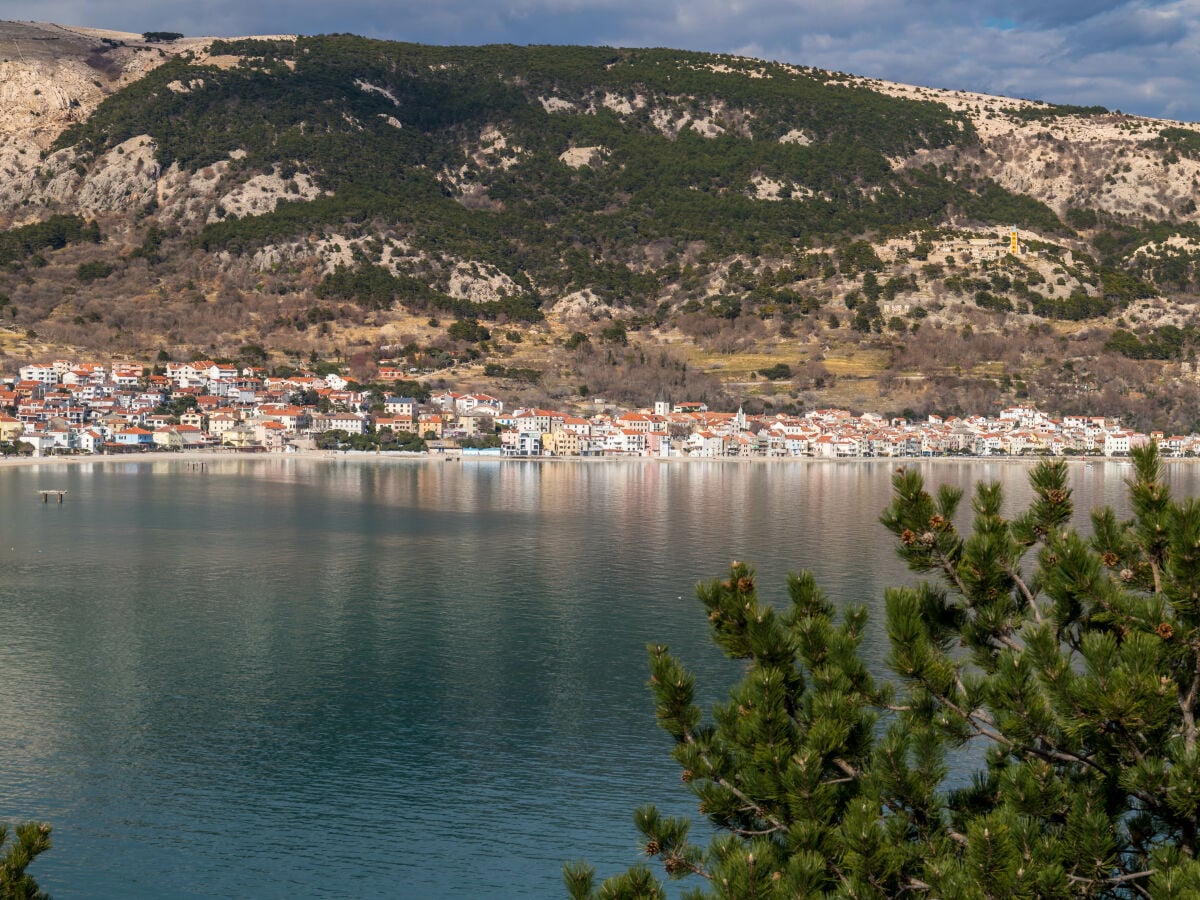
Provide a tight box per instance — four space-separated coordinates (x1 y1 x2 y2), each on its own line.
5 26 1200 428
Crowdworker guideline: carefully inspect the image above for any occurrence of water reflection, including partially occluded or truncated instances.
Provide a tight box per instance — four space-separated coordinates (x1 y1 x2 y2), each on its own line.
0 457 1186 896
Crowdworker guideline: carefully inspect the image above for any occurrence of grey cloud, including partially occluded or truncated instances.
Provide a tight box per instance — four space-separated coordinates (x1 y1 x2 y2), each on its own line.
1064 2 1186 53
5 0 1200 119
991 0 1148 26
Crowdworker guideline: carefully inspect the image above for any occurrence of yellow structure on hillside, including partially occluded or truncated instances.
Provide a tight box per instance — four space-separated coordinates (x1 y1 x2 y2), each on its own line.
1010 228 1020 255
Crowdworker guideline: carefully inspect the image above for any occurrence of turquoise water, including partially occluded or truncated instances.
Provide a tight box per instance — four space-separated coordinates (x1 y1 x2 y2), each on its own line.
0 457 1176 897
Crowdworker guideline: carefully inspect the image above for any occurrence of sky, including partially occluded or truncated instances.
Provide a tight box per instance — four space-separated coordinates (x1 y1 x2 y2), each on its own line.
7 0 1200 121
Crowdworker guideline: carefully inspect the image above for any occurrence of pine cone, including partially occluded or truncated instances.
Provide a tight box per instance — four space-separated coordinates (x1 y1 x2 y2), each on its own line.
900 529 916 546
645 839 661 856
1101 551 1118 567
1157 622 1175 640
737 576 754 594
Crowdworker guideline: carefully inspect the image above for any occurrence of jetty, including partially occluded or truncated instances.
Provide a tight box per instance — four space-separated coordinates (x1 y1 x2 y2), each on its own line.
38 490 67 503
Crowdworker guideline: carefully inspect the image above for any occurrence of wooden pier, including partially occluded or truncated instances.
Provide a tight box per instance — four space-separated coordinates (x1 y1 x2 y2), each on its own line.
38 490 67 503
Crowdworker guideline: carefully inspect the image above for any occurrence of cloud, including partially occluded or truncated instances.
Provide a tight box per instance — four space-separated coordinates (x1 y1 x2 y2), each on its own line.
5 0 1200 119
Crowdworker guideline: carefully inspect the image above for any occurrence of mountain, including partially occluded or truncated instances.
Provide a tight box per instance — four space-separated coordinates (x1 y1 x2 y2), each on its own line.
3 22 1200 428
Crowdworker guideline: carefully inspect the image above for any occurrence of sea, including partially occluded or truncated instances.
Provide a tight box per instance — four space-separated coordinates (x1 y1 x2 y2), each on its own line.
0 456 1181 897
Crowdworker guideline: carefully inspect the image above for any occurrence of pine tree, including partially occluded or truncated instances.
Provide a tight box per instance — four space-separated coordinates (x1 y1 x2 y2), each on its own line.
0 821 51 899
567 444 1200 898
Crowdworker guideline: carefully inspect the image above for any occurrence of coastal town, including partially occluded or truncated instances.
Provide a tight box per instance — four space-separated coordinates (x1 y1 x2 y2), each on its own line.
0 356 1188 459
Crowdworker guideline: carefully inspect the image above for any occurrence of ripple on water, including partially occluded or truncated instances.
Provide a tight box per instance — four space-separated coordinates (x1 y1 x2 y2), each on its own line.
0 459 1152 897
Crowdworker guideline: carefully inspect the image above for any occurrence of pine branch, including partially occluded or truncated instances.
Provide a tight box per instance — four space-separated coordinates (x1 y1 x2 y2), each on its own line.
996 632 1023 653
935 544 970 597
1066 868 1154 886
682 734 789 835
662 852 711 880
1003 561 1042 624
1180 646 1200 753
918 671 1166 813
1116 721 1147 765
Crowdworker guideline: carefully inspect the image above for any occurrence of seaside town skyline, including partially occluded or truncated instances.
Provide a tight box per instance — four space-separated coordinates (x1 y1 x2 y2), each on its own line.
0 355 1183 459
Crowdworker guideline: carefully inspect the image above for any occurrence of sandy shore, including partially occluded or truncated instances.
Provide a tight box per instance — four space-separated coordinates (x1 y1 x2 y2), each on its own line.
0 449 1163 471
0 449 342 470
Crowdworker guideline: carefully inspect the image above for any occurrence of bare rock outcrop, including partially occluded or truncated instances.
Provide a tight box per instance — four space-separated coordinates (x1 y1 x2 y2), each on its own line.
0 22 172 148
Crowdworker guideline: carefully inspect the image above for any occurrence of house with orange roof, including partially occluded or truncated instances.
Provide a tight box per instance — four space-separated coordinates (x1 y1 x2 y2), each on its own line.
615 412 667 433
645 432 676 457
683 430 727 457
151 427 184 451
430 390 463 409
813 434 839 458
173 424 209 447
61 365 104 387
457 392 503 414
66 383 100 403
384 396 418 418
975 433 1004 455
18 365 58 385
207 413 239 437
452 412 495 438
221 425 259 449
16 401 48 424
112 426 155 449
377 366 413 382
501 429 541 457
542 429 580 456
256 404 309 432
253 420 290 451
0 414 22 442
513 409 565 433
13 380 46 400
75 429 104 454
375 416 416 434
555 415 591 436
311 412 367 435
205 363 238 381
606 428 647 455
417 413 444 438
